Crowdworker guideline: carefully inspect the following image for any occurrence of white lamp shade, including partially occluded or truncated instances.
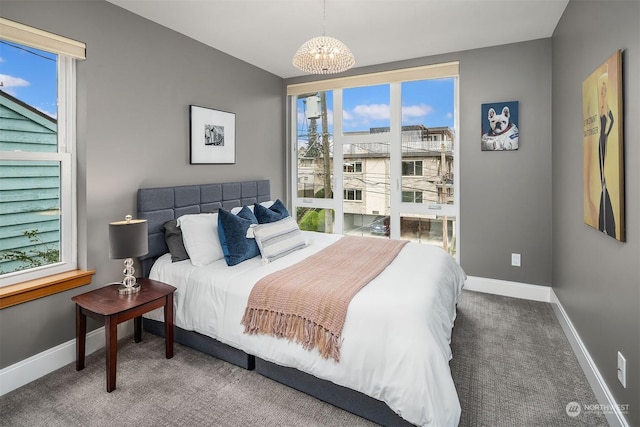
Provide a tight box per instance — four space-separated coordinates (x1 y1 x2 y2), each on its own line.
292 35 355 74
108 218 148 259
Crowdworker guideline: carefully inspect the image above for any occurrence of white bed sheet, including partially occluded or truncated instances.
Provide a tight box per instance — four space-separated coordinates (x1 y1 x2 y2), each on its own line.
145 231 466 426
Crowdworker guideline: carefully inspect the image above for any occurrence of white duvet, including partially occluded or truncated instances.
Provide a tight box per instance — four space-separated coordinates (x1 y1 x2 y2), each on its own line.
145 232 466 426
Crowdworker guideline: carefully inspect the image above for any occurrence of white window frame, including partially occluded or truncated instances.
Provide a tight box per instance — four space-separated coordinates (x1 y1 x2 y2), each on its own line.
0 32 80 287
402 191 423 203
402 160 423 176
343 161 362 173
344 189 363 201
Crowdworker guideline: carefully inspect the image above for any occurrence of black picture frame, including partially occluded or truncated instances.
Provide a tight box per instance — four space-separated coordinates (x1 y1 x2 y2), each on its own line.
190 105 236 164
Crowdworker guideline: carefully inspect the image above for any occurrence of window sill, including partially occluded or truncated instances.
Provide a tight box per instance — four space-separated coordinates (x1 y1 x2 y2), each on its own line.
0 269 96 309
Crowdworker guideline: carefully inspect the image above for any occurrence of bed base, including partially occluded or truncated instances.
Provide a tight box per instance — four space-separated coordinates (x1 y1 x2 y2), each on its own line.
143 318 412 426
254 358 413 427
143 318 254 370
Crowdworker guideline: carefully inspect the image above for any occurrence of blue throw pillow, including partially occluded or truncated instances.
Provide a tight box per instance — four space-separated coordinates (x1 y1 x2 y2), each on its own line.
218 207 260 266
255 199 290 224
270 199 289 216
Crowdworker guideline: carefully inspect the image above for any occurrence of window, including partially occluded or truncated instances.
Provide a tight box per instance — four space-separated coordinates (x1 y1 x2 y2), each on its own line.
288 62 459 255
343 84 390 133
0 18 85 287
343 161 362 173
402 191 423 203
402 160 423 176
344 189 363 201
295 91 334 200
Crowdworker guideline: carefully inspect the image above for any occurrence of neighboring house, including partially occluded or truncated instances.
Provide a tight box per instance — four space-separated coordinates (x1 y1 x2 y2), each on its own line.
298 125 455 247
0 90 60 274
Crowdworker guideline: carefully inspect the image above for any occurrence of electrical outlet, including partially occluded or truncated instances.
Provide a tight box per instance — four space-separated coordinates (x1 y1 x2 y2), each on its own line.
511 253 521 267
617 351 626 388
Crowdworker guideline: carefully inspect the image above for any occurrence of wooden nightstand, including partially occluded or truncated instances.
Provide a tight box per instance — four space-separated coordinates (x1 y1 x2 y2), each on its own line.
72 278 176 392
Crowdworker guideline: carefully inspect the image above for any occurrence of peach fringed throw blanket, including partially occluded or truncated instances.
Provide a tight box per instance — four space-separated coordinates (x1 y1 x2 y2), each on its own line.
241 236 408 362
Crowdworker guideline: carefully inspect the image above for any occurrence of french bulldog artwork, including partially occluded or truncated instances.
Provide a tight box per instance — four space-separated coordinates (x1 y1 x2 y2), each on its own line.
481 102 519 151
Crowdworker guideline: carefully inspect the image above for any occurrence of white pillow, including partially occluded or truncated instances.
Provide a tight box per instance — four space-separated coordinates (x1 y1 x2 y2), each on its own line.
177 213 223 266
252 216 307 264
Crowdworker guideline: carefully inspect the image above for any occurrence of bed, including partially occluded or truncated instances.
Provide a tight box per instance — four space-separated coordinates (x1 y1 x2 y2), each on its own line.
137 180 466 427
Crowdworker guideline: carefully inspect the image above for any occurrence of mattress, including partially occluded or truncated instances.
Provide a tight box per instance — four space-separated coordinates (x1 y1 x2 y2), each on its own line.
144 231 466 426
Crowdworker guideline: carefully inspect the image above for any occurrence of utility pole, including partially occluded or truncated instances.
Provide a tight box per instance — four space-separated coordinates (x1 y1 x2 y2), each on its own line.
320 91 333 233
307 116 319 157
440 141 448 252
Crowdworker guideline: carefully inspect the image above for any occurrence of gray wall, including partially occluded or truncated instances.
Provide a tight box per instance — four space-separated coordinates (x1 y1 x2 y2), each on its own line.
552 1 639 425
2 3 636 425
0 0 285 368
286 39 554 287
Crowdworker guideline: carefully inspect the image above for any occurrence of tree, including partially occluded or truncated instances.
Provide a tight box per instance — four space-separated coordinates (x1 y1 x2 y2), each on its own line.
0 229 60 274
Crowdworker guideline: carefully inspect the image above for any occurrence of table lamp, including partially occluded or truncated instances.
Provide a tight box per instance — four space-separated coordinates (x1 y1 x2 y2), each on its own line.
109 215 148 294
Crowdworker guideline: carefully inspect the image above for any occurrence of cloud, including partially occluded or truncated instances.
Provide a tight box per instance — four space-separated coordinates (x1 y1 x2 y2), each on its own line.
402 103 434 119
342 103 390 129
342 102 437 129
352 103 390 120
0 74 30 88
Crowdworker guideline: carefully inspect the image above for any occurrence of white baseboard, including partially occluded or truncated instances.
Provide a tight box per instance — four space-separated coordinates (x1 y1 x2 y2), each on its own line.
0 322 131 396
550 290 628 427
464 275 552 302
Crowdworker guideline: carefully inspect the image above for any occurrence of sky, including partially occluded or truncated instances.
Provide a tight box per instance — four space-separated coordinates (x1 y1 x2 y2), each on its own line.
0 41 58 119
297 78 455 138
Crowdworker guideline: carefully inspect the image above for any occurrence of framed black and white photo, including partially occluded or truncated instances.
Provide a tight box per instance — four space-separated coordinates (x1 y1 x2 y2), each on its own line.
190 105 236 164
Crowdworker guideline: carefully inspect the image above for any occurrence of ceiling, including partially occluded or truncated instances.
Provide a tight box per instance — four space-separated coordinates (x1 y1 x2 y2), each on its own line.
106 0 569 79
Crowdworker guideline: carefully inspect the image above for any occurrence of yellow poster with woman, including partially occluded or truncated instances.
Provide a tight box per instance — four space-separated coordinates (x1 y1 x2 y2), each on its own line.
582 50 625 242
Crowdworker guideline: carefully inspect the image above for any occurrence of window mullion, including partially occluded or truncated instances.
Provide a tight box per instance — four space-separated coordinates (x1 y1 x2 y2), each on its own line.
389 83 402 240
60 56 77 269
332 89 344 234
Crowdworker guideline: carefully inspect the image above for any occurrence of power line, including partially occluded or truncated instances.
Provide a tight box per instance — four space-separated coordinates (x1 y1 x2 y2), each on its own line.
0 41 56 62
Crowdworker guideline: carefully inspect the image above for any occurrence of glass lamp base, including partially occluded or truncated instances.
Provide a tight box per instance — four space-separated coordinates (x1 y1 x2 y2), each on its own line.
118 282 141 295
119 257 140 294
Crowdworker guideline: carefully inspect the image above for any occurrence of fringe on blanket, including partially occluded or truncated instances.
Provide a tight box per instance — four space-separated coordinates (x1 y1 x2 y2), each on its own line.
241 307 342 362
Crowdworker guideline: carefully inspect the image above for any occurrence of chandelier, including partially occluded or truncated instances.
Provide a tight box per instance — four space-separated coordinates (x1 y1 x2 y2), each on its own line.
292 0 355 74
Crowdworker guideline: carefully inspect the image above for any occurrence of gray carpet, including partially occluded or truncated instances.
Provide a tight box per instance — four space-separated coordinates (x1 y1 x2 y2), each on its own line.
0 290 608 426
451 291 608 427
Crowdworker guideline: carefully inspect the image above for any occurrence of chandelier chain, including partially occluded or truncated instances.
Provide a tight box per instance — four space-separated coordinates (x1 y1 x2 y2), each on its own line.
322 0 326 36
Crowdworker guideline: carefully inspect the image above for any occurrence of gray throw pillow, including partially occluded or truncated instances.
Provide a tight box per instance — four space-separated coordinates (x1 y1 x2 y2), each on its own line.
164 219 190 262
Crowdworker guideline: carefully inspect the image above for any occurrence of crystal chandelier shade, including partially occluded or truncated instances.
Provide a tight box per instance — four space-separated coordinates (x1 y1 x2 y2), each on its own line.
292 0 355 74
292 35 355 74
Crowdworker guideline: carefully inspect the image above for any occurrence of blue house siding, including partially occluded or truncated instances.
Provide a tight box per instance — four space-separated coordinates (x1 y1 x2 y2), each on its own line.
0 91 60 274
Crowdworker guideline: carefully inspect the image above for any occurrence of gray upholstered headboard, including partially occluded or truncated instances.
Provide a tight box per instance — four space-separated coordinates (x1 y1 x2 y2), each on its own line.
137 180 270 278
